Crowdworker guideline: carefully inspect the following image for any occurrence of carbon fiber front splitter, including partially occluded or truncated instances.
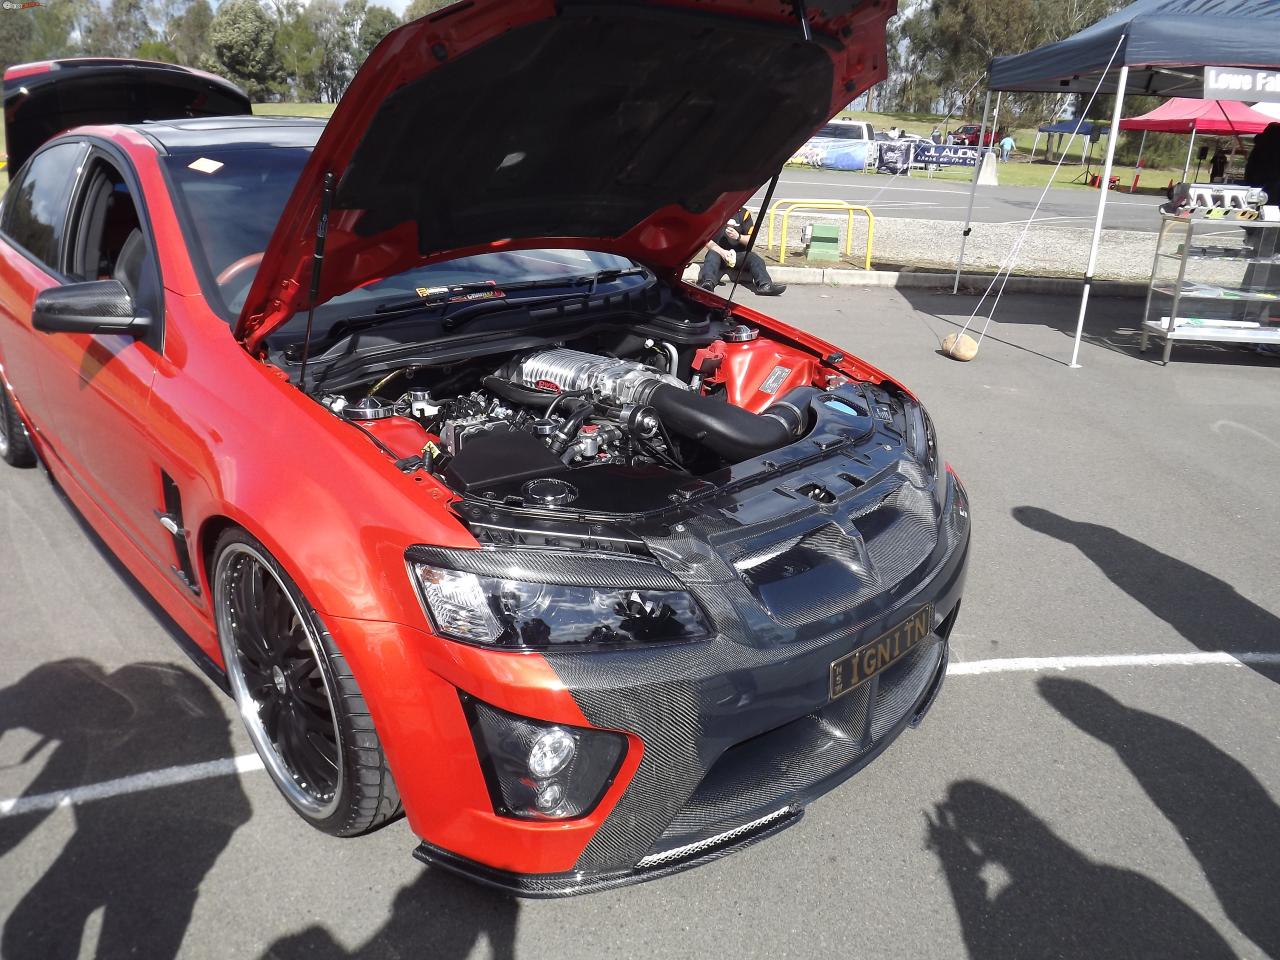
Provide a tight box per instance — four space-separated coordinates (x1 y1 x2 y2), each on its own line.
413 805 804 899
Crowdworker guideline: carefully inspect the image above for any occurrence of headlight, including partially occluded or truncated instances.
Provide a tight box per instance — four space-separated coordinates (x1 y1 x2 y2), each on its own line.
407 546 712 650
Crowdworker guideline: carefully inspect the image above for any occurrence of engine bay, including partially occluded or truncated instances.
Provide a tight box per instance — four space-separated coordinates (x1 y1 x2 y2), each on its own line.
318 318 876 515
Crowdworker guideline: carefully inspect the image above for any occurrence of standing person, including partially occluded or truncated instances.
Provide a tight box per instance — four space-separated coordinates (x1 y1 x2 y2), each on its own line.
1210 145 1228 182
1245 123 1280 201
999 133 1015 162
697 207 786 296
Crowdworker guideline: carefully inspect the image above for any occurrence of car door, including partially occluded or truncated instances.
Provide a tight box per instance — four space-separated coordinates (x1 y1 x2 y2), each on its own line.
0 139 90 447
32 147 171 573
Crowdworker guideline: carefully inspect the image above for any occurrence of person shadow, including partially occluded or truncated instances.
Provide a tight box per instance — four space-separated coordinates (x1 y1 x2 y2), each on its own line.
260 867 519 960
1012 506 1280 684
924 780 1236 959
0 658 251 960
1040 677 1280 958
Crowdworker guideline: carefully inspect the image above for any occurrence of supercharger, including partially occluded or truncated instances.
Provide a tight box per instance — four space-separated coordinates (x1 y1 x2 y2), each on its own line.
511 349 687 405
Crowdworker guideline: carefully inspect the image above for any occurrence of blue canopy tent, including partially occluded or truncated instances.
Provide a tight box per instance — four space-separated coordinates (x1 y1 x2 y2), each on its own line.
954 0 1280 368
1030 119 1110 160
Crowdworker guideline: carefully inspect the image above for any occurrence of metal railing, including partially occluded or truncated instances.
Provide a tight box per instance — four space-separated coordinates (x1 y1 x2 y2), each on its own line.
766 200 874 268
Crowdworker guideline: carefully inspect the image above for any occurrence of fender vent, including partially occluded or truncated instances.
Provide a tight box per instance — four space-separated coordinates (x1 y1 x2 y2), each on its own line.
156 472 199 596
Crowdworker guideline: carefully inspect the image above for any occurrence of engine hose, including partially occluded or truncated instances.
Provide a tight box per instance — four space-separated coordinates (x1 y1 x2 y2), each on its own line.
644 385 822 462
480 375 587 410
549 401 594 455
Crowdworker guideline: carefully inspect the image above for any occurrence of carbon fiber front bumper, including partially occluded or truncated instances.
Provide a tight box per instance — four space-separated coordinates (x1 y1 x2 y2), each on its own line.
415 469 969 896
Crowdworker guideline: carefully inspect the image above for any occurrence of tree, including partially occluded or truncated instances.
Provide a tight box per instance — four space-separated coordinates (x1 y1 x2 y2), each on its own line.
169 0 213 67
206 0 281 99
884 0 1124 124
272 0 322 99
357 4 398 65
402 0 451 23
97 0 155 56
0 12 34 75
309 0 351 101
136 39 177 62
24 0 98 60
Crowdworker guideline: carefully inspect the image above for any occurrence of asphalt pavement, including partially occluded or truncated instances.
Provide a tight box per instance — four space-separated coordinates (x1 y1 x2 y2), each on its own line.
2 286 1279 959
751 167 1167 232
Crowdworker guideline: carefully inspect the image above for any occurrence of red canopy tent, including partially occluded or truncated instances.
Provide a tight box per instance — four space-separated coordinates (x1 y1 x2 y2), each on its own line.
1118 97 1274 134
1119 98 1276 178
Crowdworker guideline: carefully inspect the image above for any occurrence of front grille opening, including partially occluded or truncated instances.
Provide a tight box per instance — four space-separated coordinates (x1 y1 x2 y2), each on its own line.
651 637 944 854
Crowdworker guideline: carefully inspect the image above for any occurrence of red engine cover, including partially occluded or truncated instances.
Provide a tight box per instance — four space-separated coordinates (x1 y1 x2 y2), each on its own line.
692 335 822 414
357 415 437 460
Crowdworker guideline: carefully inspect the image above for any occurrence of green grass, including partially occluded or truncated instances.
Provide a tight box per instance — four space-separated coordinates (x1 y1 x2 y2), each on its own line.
252 102 337 118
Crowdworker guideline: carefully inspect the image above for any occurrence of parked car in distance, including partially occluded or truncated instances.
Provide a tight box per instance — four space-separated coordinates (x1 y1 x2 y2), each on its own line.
811 118 875 141
0 1 968 899
949 123 995 147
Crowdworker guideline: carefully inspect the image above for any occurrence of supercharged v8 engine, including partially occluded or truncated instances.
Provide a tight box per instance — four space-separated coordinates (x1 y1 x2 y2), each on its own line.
326 327 879 513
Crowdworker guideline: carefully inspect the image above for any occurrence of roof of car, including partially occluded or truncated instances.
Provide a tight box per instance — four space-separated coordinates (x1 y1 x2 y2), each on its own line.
130 115 326 154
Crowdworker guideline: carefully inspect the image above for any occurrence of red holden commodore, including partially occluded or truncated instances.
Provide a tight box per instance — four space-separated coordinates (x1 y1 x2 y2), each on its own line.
0 0 968 896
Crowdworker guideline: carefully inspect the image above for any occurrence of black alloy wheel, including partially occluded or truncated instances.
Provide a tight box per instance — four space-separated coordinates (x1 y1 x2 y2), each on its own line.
212 528 400 836
0 380 36 468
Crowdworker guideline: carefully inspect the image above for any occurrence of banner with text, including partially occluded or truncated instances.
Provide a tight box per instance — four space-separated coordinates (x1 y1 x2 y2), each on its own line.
914 144 979 168
1204 67 1280 103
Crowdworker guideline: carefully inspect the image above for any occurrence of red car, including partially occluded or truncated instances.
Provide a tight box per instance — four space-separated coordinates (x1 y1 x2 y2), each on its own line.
0 1 968 896
950 123 995 147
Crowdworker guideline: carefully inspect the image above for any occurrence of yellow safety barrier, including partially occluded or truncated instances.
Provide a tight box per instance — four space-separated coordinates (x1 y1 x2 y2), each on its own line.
765 200 874 268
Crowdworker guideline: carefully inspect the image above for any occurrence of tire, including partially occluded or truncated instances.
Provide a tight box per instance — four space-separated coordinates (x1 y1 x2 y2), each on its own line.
0 379 37 468
212 528 401 836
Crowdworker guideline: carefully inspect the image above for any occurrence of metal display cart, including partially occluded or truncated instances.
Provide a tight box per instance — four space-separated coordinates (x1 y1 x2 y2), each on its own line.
1140 213 1280 365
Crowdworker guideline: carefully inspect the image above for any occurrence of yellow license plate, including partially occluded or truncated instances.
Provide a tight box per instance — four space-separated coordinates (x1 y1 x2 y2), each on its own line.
829 604 934 701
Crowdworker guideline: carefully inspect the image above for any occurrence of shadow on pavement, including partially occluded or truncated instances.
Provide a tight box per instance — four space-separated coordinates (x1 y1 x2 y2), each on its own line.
924 780 1235 959
896 288 1280 368
1041 677 1280 958
260 868 519 960
0 658 250 960
1013 506 1280 684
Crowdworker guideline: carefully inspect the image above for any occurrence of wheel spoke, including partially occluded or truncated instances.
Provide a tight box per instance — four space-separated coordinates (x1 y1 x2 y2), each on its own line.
240 661 273 693
259 695 284 741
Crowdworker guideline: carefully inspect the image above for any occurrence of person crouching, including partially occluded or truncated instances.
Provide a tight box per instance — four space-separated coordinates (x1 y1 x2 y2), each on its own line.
697 207 786 296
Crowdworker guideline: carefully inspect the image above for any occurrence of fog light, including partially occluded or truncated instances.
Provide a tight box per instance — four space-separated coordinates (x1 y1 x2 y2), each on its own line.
535 781 565 812
462 694 626 820
528 728 576 779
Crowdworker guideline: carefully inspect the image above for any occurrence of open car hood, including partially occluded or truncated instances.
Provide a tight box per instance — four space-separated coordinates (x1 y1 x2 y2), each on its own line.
236 0 892 351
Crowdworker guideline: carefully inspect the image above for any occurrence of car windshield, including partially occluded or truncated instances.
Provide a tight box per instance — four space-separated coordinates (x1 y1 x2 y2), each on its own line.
162 146 637 333
815 123 860 139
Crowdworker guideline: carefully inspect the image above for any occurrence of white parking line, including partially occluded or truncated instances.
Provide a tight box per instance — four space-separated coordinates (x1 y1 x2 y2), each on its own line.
948 651 1280 675
0 754 264 818
3 650 1277 817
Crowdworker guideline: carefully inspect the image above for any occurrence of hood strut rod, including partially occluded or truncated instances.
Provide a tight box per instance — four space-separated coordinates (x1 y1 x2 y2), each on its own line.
720 0 812 318
793 0 812 41
299 171 336 395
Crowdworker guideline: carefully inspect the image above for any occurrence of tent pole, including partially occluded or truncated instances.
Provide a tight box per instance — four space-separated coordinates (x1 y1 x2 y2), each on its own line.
1069 64 1128 369
1135 129 1147 169
1032 131 1041 160
1182 126 1197 181
953 88 992 294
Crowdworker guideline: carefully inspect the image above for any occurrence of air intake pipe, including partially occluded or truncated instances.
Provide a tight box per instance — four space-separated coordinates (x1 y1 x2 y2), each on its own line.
643 384 821 462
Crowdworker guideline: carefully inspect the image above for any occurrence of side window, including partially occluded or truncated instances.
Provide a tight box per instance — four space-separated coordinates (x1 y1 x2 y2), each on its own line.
68 158 162 327
1 142 88 271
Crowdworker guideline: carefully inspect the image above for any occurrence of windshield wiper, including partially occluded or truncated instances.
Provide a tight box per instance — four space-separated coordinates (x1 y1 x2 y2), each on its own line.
287 267 647 357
